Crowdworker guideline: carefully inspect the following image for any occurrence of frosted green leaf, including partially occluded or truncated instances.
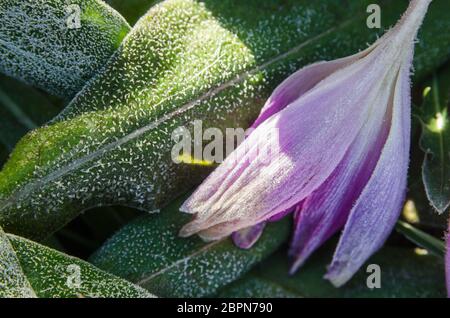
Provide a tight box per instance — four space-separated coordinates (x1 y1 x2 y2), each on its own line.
0 0 130 98
1 0 450 240
405 169 449 230
217 246 447 298
0 229 155 298
0 74 132 240
0 226 36 298
90 196 290 297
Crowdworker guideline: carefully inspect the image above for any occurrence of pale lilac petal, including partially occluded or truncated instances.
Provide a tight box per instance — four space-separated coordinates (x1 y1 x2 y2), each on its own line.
180 47 395 240
268 204 301 222
232 203 301 249
205 57 369 247
325 64 411 287
251 50 371 129
289 103 390 272
232 222 266 249
193 219 241 242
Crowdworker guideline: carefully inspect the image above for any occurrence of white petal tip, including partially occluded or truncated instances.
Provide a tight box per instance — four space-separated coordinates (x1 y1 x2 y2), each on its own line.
289 256 306 275
179 202 193 214
178 225 195 238
288 266 298 276
324 268 352 288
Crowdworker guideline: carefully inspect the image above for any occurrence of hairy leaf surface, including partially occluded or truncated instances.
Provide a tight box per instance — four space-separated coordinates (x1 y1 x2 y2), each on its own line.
0 226 154 298
90 196 290 297
0 226 35 297
217 246 447 298
1 0 450 240
0 0 130 97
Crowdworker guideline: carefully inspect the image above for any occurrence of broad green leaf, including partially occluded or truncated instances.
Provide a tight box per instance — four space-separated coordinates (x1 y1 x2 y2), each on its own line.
396 221 445 257
217 245 447 298
419 65 450 214
0 74 135 251
1 0 450 240
0 74 63 154
0 225 154 298
106 0 161 25
90 196 290 298
0 226 35 298
0 0 130 98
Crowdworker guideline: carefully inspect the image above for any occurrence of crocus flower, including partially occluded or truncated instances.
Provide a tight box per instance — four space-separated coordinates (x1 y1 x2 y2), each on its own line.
180 0 431 287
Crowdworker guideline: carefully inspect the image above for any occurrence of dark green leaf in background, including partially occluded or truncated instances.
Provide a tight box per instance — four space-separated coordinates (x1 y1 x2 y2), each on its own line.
0 0 130 98
90 196 290 297
396 221 445 258
419 64 450 214
106 0 162 25
406 96 448 230
0 144 9 169
218 245 447 298
405 162 449 229
2 0 450 241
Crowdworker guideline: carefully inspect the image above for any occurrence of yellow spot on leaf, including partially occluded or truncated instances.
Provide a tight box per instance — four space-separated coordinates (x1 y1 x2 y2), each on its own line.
402 200 420 224
176 154 214 166
414 247 428 256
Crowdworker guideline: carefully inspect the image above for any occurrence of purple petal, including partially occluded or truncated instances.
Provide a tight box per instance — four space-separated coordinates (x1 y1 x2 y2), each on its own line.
180 47 395 240
233 203 301 249
325 64 411 287
289 100 391 272
232 222 266 249
251 51 371 129
268 204 301 222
